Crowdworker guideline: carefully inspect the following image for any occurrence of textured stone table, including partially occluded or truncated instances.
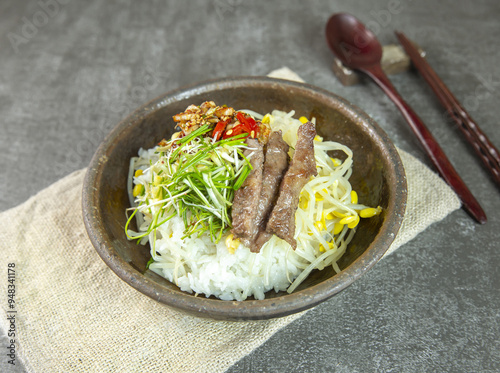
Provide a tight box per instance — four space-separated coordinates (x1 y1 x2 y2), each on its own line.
1 1 499 372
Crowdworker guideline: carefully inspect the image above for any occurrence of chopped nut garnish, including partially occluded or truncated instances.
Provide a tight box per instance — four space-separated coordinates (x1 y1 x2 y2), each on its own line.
171 101 271 143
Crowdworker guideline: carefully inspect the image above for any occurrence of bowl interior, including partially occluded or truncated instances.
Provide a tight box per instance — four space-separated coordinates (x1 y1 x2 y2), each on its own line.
83 77 406 320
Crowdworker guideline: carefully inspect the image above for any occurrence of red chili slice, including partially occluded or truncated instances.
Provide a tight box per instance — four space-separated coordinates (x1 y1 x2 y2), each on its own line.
222 124 249 139
235 112 261 136
220 112 261 140
236 112 254 131
213 119 229 141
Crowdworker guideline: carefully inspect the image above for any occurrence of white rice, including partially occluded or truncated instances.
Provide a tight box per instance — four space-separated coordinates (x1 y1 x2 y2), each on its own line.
128 110 370 301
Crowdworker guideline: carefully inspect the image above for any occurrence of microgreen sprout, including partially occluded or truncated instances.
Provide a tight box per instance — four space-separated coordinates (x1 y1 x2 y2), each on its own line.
126 127 252 244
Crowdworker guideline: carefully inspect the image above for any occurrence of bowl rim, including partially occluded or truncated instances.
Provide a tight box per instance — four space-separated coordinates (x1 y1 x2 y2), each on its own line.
82 76 407 321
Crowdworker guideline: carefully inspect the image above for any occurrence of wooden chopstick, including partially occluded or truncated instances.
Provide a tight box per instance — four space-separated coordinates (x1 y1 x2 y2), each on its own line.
395 31 500 189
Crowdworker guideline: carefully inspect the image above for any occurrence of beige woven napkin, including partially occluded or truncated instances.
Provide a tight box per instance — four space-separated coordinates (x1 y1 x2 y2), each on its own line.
0 68 460 373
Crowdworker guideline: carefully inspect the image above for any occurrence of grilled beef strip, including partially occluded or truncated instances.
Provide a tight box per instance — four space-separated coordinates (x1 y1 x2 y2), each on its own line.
248 131 290 252
265 122 317 249
230 138 264 244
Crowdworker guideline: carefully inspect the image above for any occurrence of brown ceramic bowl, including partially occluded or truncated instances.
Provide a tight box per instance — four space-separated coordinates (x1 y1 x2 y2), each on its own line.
82 77 407 321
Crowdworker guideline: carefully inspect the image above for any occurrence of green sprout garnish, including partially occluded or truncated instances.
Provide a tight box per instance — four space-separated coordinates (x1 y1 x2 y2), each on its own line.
126 126 252 244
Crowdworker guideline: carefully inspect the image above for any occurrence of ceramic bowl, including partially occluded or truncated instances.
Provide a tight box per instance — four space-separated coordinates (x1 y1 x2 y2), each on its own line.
82 77 407 321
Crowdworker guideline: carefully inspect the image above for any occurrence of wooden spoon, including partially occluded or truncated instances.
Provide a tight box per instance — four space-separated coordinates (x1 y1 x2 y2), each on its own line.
325 13 486 224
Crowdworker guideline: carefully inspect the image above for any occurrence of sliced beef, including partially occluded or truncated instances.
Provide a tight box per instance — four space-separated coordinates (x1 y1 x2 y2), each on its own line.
248 131 290 252
266 122 317 249
252 230 273 253
231 138 264 244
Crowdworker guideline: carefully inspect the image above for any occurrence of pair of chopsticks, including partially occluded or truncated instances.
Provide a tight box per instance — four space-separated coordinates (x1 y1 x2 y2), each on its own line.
396 31 500 224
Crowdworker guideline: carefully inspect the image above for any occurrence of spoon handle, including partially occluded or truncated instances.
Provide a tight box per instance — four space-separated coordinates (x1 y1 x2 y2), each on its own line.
364 64 487 224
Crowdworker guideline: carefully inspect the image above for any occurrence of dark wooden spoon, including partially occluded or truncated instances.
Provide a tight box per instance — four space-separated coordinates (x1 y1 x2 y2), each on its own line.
325 12 486 224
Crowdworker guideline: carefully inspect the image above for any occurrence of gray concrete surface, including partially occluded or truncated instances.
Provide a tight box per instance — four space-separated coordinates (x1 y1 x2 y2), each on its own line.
1 0 499 372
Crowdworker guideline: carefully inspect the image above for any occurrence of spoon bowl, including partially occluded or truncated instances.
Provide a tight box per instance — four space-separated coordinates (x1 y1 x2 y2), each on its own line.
325 13 382 69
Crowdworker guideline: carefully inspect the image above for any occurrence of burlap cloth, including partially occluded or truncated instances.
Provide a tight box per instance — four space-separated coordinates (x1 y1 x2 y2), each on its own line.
0 68 460 372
